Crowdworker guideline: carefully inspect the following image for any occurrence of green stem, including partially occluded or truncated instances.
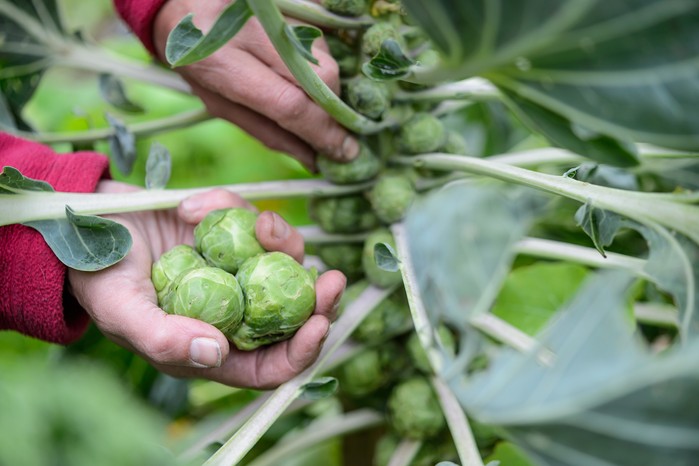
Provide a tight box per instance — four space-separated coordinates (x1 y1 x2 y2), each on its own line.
394 77 500 103
248 0 384 134
0 179 370 226
247 409 384 466
634 303 678 328
203 285 394 466
387 439 421 466
295 225 368 244
469 314 555 366
9 108 210 144
276 0 373 28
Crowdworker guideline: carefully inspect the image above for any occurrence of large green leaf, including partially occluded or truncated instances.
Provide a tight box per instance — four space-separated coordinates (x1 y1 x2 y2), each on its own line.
402 0 699 152
460 271 699 465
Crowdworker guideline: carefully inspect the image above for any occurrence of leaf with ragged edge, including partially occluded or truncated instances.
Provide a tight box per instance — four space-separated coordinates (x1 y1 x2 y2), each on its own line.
362 39 414 80
145 142 171 190
458 271 699 465
284 25 321 65
105 113 136 176
300 377 338 401
0 166 54 193
574 202 622 257
374 242 400 272
405 181 543 329
98 74 144 114
402 0 699 152
25 206 132 271
165 0 252 67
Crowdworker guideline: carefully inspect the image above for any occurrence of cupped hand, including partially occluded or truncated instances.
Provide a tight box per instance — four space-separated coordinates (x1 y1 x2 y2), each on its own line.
153 0 359 171
68 181 346 389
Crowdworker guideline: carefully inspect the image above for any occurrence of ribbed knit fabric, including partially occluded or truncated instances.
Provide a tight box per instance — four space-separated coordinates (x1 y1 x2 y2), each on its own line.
113 0 169 54
0 134 110 344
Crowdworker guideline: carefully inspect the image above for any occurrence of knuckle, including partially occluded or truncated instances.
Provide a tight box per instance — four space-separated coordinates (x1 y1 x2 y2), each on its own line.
272 85 307 121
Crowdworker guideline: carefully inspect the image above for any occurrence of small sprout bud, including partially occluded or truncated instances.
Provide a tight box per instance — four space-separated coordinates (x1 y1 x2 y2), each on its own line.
361 22 401 57
362 228 402 288
316 243 364 280
352 287 412 344
321 0 367 17
309 195 380 233
151 244 207 304
388 376 446 439
337 341 407 397
399 112 447 154
346 77 391 120
406 324 457 373
442 130 468 154
231 252 316 351
194 208 265 274
317 141 382 184
164 266 245 340
367 171 417 224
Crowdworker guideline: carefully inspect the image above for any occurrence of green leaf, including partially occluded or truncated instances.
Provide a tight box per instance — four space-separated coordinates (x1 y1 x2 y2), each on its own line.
145 142 171 190
284 24 321 65
491 263 589 336
25 206 132 271
300 377 338 401
483 442 536 466
0 166 54 193
564 162 639 191
374 242 400 272
405 182 543 329
574 202 622 257
460 270 699 465
98 74 144 114
105 113 136 176
362 39 414 80
165 0 252 67
403 0 699 151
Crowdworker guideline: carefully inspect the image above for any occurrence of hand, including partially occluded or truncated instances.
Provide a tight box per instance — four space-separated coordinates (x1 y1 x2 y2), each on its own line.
153 0 359 171
68 181 346 389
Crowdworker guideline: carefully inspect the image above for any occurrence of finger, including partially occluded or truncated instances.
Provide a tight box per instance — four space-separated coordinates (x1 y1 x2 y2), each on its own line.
313 270 346 321
255 211 305 262
178 188 255 224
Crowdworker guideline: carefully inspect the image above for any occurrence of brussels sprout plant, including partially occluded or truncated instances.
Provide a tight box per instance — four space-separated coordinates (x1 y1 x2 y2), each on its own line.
2 0 699 465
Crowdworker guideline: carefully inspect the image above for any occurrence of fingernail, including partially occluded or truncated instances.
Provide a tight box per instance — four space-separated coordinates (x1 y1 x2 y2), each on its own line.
339 136 359 161
181 197 202 215
190 338 221 368
271 212 290 240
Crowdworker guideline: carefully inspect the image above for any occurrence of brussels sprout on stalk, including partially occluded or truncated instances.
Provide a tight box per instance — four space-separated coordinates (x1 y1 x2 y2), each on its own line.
336 341 406 397
321 0 367 17
164 266 245 340
361 22 401 57
317 141 382 184
367 171 417 224
194 208 264 274
352 286 412 344
316 243 364 280
231 252 316 351
387 376 445 439
362 228 402 288
309 194 379 233
442 130 469 155
346 77 391 120
406 324 456 373
399 112 447 154
151 244 207 304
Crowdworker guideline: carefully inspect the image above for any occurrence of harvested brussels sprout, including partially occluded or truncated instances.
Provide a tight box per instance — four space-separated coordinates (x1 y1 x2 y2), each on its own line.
317 141 382 184
362 228 402 288
352 287 411 344
367 171 417 224
194 208 264 274
309 194 379 233
346 77 391 120
442 130 468 154
406 324 456 373
361 22 400 57
151 244 207 304
231 252 316 351
163 266 245 340
321 0 367 17
325 35 359 77
316 243 364 280
399 112 447 154
387 376 445 439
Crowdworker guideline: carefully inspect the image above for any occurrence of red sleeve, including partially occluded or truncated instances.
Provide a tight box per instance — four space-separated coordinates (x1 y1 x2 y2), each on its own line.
0 134 110 344
113 0 168 54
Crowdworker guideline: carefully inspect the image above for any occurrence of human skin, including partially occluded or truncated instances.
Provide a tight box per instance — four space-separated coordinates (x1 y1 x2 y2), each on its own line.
152 0 360 171
68 182 346 389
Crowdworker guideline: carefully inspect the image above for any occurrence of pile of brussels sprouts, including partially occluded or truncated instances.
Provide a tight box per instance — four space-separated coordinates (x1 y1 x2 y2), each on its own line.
151 208 317 351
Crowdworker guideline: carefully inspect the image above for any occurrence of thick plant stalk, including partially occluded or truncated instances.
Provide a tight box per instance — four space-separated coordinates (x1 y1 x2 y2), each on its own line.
276 0 373 28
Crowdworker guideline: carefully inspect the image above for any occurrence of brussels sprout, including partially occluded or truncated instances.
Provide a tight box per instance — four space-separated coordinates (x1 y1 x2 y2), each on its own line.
346 77 391 120
325 34 359 76
317 141 382 184
309 194 380 233
362 228 402 288
442 130 468 154
387 376 445 439
361 22 401 57
399 112 447 154
194 208 264 274
406 324 456 373
321 0 367 17
352 287 412 344
337 341 406 397
316 243 364 280
231 252 316 351
151 244 207 304
367 171 417 224
164 266 245 340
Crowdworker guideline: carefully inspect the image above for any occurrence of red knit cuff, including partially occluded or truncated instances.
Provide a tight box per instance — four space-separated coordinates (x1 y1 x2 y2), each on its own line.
0 133 110 344
113 0 169 54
